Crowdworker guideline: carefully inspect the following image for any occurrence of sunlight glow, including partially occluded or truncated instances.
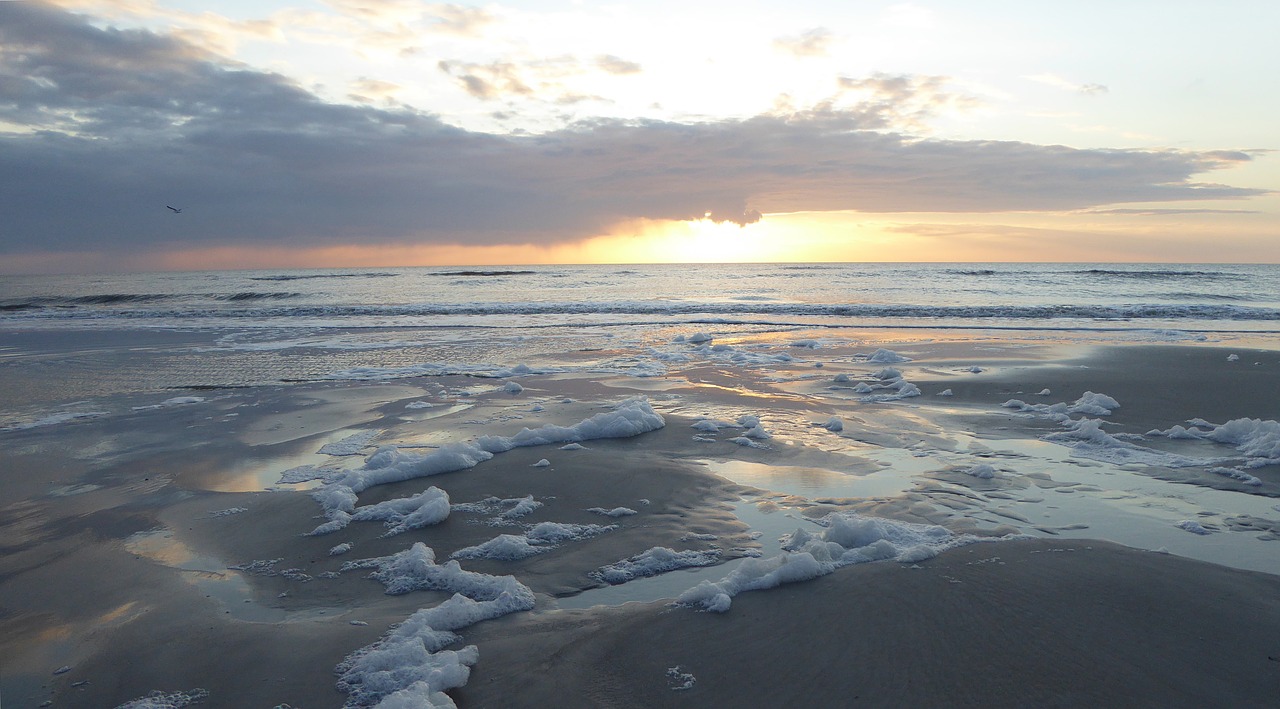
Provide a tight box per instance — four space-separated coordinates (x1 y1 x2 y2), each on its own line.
32 207 1276 275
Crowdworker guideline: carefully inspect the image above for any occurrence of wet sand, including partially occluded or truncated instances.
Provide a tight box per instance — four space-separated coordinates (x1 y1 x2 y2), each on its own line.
2 338 1279 707
920 342 1280 434
458 539 1280 708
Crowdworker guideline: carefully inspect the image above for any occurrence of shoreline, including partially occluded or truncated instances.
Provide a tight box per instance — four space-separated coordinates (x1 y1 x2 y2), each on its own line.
2 337 1279 706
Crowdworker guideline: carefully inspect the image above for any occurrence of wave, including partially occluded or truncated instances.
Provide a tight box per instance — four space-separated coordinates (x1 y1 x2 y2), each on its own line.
1069 268 1240 280
7 300 1280 322
221 292 303 302
944 269 1000 276
1158 292 1249 302
432 270 539 277
249 272 398 281
71 293 175 305
0 291 306 310
930 267 1246 281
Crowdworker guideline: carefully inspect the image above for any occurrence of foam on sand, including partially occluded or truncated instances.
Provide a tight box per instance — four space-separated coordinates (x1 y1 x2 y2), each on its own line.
1003 391 1121 422
334 564 536 708
450 534 545 561
1147 418 1280 468
337 443 495 496
593 546 722 584
449 495 544 524
336 542 537 704
1176 520 1213 535
1208 466 1263 485
130 396 206 412
342 542 537 604
2 410 108 432
114 688 210 708
1201 418 1280 466
586 506 638 517
865 348 912 363
847 367 921 403
1043 418 1211 467
350 486 451 537
305 443 491 535
277 464 329 484
452 522 617 561
678 512 987 612
318 429 382 456
475 396 665 453
965 464 997 479
496 495 542 520
816 416 844 432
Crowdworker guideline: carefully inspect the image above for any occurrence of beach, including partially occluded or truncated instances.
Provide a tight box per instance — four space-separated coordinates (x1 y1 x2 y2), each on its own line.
6 0 1280 702
2 318 1279 707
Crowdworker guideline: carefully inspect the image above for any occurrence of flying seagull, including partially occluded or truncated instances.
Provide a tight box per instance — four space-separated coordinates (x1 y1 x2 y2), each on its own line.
166 205 182 213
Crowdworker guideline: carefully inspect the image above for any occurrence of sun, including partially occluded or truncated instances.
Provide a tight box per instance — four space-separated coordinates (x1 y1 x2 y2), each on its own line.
572 217 794 264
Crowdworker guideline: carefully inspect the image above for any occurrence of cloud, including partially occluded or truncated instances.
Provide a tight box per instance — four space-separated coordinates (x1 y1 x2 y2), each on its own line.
595 54 642 75
424 3 494 37
318 0 493 39
438 60 534 99
348 77 403 103
879 222 1160 261
438 55 613 103
773 28 835 57
1027 73 1109 95
832 73 983 131
0 4 1265 261
1082 208 1261 216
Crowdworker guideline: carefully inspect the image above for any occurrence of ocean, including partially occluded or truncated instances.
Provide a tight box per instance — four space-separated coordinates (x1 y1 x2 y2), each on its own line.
3 263 1279 419
6 263 1280 331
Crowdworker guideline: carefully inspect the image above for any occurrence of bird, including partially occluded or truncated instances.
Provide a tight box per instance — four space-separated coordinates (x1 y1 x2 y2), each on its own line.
166 205 182 213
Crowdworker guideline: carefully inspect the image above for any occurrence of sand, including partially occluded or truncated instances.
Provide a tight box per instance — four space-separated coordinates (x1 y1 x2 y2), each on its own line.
920 343 1280 434
457 539 1280 708
2 338 1279 707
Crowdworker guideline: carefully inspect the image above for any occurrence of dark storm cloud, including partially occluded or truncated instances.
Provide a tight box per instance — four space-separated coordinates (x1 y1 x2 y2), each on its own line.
0 4 1265 256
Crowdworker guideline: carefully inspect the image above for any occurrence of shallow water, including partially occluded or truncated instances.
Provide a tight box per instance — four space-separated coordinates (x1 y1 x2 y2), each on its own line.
125 529 286 622
559 430 1280 609
555 498 806 609
699 458 916 499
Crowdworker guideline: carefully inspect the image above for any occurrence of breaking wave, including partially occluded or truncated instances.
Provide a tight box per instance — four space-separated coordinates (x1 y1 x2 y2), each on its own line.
248 272 399 281
6 300 1280 322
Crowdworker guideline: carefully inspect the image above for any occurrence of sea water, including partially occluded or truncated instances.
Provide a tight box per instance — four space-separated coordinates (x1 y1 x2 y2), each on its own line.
3 263 1279 414
4 263 1279 333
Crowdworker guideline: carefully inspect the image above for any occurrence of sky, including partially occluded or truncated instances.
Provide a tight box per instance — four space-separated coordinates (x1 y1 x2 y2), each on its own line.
1 0 1277 273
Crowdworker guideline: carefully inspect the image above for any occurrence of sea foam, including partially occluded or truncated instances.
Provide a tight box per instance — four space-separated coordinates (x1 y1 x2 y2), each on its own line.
334 543 535 707
678 512 984 612
305 398 665 535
